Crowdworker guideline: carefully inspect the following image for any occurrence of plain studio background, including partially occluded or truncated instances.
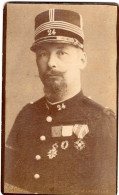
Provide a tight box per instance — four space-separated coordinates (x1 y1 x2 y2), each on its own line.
5 3 117 140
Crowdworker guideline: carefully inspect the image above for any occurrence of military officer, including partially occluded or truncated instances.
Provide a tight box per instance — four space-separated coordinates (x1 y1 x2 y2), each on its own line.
4 9 116 195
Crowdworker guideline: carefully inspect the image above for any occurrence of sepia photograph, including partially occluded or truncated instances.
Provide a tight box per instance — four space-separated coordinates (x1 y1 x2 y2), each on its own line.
2 3 117 195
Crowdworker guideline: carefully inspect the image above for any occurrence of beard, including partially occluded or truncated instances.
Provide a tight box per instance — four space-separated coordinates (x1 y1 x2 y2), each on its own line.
41 70 68 102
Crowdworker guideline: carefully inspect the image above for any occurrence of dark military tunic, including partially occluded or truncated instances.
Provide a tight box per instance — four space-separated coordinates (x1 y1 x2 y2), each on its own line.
5 91 116 195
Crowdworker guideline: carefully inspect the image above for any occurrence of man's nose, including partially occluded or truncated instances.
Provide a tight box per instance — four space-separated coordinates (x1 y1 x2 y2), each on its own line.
47 53 57 69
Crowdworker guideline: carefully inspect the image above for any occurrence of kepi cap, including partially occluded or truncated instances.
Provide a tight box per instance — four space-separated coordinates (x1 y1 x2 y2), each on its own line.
30 9 84 52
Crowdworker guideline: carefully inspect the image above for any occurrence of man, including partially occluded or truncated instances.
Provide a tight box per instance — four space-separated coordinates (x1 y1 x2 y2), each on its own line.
5 9 116 195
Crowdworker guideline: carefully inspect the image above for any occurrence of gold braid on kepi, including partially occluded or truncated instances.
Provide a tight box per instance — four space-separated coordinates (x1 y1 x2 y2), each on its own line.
30 9 84 52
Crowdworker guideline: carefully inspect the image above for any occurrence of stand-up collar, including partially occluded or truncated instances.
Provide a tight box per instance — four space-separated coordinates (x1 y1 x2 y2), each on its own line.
45 90 84 112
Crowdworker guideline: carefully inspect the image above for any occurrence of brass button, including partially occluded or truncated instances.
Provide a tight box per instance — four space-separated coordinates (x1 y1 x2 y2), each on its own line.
46 116 52 122
40 135 46 141
35 155 41 160
34 174 40 179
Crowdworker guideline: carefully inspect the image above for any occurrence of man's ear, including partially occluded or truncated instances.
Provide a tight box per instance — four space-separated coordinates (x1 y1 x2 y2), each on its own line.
79 51 87 70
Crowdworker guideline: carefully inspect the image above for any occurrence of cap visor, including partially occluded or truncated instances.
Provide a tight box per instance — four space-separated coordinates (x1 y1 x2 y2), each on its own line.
30 37 83 52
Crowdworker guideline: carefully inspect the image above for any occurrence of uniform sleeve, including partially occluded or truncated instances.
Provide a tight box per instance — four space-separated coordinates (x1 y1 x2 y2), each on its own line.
6 105 29 150
4 104 30 188
93 109 117 194
103 111 116 193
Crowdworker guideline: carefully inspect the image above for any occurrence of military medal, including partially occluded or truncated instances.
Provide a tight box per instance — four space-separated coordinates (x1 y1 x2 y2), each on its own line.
47 143 58 159
61 141 69 150
51 126 62 137
62 125 73 137
51 125 73 137
73 124 89 139
51 124 89 140
74 139 85 151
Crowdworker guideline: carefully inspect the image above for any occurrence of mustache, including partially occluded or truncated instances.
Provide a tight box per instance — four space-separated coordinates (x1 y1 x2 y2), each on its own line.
43 70 64 78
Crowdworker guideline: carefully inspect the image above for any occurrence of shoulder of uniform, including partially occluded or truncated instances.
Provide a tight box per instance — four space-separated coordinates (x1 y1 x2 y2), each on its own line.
82 95 104 112
28 96 45 107
103 107 116 119
82 96 116 119
25 96 45 108
17 96 45 116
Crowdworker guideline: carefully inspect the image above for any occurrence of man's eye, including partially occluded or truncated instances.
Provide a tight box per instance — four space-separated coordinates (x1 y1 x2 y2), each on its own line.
57 51 66 56
37 51 48 57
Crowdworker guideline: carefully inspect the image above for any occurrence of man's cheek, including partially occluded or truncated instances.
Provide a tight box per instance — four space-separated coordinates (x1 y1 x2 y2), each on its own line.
38 64 47 74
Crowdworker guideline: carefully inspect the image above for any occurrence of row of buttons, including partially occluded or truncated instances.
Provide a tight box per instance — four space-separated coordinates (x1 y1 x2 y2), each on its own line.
33 116 52 181
34 132 47 179
34 155 41 180
34 134 43 179
40 116 52 142
34 134 42 179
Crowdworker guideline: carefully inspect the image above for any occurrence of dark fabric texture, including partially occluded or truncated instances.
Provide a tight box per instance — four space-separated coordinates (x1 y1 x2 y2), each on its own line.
5 92 117 195
35 9 82 29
